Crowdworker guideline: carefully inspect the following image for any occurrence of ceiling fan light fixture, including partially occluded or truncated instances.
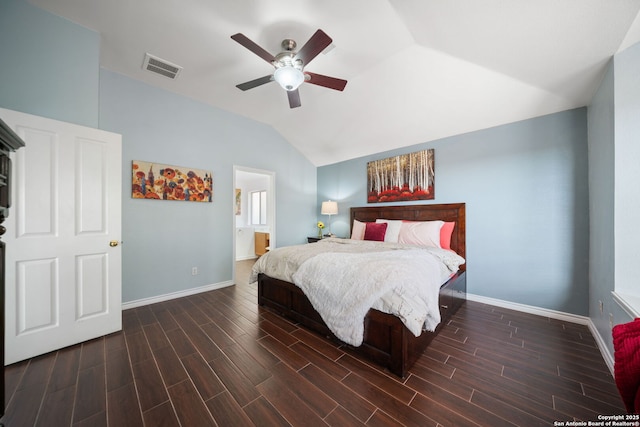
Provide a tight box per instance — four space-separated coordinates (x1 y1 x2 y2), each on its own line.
274 66 304 91
231 30 347 107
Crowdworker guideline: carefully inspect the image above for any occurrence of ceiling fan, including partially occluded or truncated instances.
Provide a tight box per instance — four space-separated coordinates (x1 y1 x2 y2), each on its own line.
231 29 347 108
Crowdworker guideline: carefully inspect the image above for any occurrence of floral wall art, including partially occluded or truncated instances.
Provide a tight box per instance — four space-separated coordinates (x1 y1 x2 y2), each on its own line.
132 160 213 202
367 149 434 203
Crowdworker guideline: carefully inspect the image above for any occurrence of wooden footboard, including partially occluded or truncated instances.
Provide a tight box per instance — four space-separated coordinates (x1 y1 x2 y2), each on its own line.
257 270 466 377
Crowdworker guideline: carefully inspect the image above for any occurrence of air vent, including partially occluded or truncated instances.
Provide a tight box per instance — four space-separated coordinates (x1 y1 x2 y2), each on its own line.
142 53 182 80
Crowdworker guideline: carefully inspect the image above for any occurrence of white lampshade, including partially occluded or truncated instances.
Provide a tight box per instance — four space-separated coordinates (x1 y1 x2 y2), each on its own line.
321 200 338 215
273 66 304 91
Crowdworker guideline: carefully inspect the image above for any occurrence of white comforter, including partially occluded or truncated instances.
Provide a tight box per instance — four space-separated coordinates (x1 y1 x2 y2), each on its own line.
249 238 465 346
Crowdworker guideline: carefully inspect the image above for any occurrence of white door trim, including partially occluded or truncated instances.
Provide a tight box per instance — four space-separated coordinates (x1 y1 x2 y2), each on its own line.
232 165 275 283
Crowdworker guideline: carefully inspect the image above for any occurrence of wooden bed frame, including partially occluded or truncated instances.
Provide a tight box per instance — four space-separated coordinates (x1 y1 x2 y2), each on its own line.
257 203 466 377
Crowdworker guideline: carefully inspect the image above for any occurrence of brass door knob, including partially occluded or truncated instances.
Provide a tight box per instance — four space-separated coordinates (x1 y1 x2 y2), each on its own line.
109 241 119 247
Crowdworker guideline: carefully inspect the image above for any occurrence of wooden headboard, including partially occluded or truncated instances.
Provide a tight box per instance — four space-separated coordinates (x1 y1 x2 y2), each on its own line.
350 203 466 271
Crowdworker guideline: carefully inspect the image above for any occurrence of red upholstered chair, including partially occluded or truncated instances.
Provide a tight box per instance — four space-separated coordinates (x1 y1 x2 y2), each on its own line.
613 318 640 413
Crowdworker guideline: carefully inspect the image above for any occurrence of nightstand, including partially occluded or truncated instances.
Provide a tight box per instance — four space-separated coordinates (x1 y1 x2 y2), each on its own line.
308 236 341 243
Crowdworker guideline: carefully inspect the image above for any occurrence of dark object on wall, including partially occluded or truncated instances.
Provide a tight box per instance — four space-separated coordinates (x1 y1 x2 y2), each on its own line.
0 115 26 424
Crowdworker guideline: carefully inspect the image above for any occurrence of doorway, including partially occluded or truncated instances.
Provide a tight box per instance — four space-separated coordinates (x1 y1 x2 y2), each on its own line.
232 166 275 285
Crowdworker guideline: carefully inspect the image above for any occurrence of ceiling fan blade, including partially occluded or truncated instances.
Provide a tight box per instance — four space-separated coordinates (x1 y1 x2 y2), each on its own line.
294 29 332 66
236 75 273 91
304 72 347 91
287 89 301 108
231 33 276 64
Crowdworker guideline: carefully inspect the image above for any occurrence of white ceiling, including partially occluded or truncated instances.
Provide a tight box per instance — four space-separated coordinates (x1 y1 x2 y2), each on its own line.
29 0 640 166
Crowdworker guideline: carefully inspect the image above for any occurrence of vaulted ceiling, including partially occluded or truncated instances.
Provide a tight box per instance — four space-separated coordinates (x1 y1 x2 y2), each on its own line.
29 0 640 166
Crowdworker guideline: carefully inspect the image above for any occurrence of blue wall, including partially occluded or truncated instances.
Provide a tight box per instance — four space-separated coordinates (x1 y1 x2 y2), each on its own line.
587 59 626 356
587 42 640 357
0 0 100 127
99 71 317 302
318 109 590 315
612 42 640 301
0 0 317 303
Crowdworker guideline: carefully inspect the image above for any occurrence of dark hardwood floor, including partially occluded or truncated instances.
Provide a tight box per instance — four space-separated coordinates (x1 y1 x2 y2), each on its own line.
2 259 625 426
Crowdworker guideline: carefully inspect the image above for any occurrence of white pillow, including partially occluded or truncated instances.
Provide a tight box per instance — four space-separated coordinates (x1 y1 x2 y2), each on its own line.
375 219 403 243
351 219 366 240
398 220 444 248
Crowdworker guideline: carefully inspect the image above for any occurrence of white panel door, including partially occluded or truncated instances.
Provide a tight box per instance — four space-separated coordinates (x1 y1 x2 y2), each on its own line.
1 108 122 365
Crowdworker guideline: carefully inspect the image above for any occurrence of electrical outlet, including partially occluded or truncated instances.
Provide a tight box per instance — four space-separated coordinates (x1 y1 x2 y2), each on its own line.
192 267 198 276
609 313 614 328
599 300 603 314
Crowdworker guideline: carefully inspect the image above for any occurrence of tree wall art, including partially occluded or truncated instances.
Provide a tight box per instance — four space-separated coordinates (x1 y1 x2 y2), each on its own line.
367 149 434 203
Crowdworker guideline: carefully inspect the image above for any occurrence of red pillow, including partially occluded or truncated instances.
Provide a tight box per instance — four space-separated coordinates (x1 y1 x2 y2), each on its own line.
364 222 388 241
613 318 640 413
440 222 455 250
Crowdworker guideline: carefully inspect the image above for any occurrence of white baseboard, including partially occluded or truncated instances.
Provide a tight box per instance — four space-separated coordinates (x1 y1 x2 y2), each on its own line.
467 293 614 374
122 280 234 310
588 321 615 374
